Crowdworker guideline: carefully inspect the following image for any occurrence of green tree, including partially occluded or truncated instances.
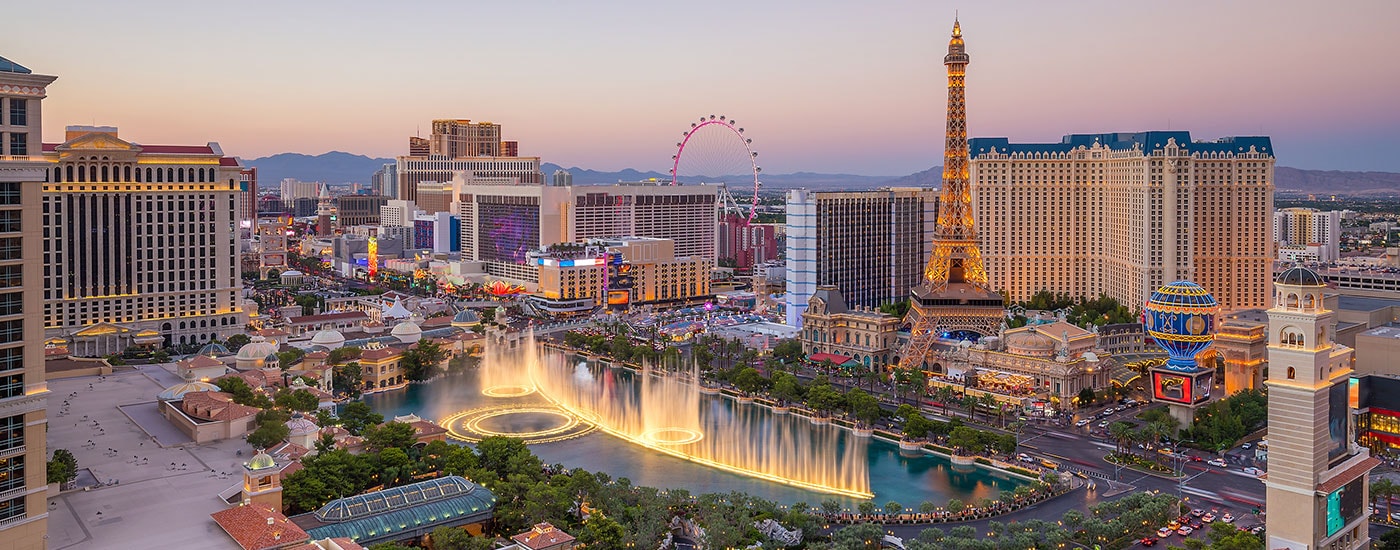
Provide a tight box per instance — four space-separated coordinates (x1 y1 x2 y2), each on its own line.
215 376 273 409
224 333 251 352
935 385 957 416
771 339 804 368
857 501 877 516
822 499 842 515
945 498 965 514
275 388 320 413
847 389 882 427
578 516 626 550
1077 386 1096 406
277 348 306 369
246 420 289 449
961 394 979 422
363 421 416 452
772 372 803 405
805 383 844 416
732 367 767 395
884 500 903 516
1109 421 1136 456
47 449 77 484
400 339 449 381
368 543 414 550
327 346 362 365
333 362 363 396
1377 529 1400 550
1374 478 1398 520
427 526 487 550
948 426 981 455
832 523 886 549
338 401 383 436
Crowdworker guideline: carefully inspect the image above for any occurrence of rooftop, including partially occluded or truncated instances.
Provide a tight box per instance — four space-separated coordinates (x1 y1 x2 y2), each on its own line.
1338 295 1400 312
0 55 32 74
511 522 576 550
291 476 496 544
212 503 310 550
969 132 1273 158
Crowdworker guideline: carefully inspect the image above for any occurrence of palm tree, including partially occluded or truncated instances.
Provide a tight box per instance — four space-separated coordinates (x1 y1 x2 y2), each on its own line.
1108 422 1135 456
936 385 957 416
1374 478 1398 520
962 394 980 422
979 393 1001 427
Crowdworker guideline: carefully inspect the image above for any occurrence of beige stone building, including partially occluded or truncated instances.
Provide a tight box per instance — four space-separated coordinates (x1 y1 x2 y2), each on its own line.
0 54 51 550
970 132 1274 312
937 321 1115 405
531 237 712 315
799 286 901 370
1264 267 1375 550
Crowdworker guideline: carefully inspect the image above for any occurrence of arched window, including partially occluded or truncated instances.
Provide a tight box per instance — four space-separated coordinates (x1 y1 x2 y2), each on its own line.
166 168 174 182
145 168 152 182
77 165 86 182
156 168 163 182
53 167 61 182
101 166 109 182
66 165 74 182
177 168 184 182
1287 367 1295 379
1286 293 1299 309
198 168 206 182
124 166 131 181
1304 294 1315 310
186 168 194 182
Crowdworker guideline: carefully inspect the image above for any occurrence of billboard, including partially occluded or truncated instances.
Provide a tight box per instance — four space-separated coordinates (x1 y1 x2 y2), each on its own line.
1326 476 1365 536
1328 380 1349 463
1192 372 1213 403
1153 371 1192 404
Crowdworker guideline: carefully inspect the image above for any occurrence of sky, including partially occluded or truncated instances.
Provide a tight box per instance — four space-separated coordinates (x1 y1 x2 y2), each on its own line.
8 0 1400 175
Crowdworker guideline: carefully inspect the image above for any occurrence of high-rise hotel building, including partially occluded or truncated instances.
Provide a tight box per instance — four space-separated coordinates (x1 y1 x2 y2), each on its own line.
784 188 938 327
459 181 718 283
40 125 250 354
969 132 1274 312
0 54 54 550
395 119 541 208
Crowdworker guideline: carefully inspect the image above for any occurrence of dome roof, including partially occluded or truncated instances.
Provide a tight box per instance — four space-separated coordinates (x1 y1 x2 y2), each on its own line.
157 381 220 401
1146 281 1219 310
310 328 346 349
197 342 230 357
247 451 276 471
236 336 280 361
1005 328 1057 356
281 270 304 277
390 320 422 343
286 414 320 435
1276 266 1325 287
451 309 481 327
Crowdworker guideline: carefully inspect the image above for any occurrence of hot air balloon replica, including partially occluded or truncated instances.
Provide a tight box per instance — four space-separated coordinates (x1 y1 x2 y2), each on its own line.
1143 280 1220 428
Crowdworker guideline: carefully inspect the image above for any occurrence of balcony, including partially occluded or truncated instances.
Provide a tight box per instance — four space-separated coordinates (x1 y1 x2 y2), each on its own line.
0 445 23 459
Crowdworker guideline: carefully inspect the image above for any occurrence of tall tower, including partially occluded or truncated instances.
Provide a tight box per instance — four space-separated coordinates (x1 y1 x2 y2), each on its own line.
1265 267 1376 550
316 183 333 236
241 450 284 511
897 18 1004 370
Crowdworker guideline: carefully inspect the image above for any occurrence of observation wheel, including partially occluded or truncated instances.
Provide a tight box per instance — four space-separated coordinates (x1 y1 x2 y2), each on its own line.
670 115 761 223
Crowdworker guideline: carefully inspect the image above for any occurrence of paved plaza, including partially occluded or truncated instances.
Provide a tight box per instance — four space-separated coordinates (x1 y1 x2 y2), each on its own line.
46 367 249 550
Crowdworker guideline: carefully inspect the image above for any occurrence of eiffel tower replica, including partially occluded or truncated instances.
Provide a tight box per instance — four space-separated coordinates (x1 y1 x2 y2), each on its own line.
896 18 1005 371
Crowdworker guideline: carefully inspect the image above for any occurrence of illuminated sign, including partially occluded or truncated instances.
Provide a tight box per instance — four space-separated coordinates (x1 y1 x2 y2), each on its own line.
535 257 606 267
1328 381 1348 463
1152 371 1192 404
1327 476 1365 536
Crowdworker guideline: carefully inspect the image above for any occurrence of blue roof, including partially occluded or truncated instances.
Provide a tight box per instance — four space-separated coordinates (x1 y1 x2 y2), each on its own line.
294 475 496 544
0 56 31 74
969 132 1272 158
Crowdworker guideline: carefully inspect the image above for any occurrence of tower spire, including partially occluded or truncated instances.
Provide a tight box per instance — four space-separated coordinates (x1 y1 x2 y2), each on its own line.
896 17 1003 371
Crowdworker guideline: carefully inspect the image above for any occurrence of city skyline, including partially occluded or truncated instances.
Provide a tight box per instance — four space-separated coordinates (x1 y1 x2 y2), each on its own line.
8 1 1400 175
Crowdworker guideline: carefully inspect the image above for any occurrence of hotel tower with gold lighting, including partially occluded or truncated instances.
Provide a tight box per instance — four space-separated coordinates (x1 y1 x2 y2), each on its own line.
39 124 250 355
897 18 1005 371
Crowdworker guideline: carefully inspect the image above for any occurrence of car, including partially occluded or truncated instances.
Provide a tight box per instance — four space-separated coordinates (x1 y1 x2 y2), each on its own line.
1241 442 1252 449
1040 459 1059 469
1191 456 1203 462
1167 520 1181 530
1190 509 1204 517
1098 420 1111 428
1221 513 1234 523
1189 520 1203 530
1249 526 1264 535
1140 536 1157 546
1072 471 1088 479
1157 527 1173 538
1177 526 1194 536
1018 453 1036 464
1243 467 1264 476
1208 458 1228 467
1076 419 1091 427
1202 514 1216 523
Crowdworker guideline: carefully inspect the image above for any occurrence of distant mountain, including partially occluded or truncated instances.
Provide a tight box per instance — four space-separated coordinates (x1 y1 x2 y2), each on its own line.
244 152 392 186
1274 167 1400 196
244 151 1400 198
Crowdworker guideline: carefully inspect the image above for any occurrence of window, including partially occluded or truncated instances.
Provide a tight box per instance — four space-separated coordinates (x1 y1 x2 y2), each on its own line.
0 211 17 233
7 133 24 157
0 373 19 399
0 320 20 344
0 415 20 450
7 99 23 126
0 496 22 522
0 184 16 206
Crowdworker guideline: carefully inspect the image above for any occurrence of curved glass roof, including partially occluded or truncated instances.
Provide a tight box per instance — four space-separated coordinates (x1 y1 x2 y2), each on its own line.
313 476 493 523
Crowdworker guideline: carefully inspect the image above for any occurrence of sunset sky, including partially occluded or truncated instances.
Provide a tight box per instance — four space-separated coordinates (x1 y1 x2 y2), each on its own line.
8 0 1399 175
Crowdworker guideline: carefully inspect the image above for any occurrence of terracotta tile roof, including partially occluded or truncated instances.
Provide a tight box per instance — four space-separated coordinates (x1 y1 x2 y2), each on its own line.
288 311 368 325
181 354 226 369
511 522 575 550
360 346 401 361
220 157 241 166
180 391 261 422
211 503 310 550
303 351 329 360
269 441 311 462
279 460 305 478
1317 456 1381 494
420 316 453 328
253 328 290 338
409 421 447 439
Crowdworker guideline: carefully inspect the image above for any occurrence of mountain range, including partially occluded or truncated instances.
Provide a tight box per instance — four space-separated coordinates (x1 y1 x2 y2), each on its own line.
243 152 1400 196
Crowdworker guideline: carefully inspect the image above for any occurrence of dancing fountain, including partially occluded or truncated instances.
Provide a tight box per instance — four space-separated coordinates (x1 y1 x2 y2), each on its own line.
530 341 872 498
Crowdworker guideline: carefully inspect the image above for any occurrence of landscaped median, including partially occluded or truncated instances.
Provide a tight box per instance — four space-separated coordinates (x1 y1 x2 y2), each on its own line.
1103 451 1183 478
